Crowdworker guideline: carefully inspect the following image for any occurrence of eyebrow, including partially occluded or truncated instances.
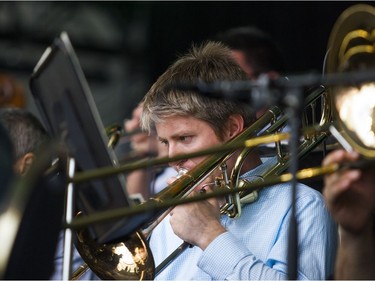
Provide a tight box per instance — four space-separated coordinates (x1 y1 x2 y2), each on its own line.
157 136 167 142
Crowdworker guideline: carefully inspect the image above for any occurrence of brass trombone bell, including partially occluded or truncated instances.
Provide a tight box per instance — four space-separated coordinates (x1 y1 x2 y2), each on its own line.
326 4 375 158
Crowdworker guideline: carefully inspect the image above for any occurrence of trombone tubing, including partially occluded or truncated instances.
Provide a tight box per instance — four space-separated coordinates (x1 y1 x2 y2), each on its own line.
65 163 338 230
70 133 290 184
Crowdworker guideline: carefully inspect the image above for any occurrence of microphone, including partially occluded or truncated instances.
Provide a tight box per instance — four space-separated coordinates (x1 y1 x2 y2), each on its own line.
170 74 288 111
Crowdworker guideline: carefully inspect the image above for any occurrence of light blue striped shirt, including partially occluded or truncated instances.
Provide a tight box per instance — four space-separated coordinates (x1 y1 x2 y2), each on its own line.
149 157 338 280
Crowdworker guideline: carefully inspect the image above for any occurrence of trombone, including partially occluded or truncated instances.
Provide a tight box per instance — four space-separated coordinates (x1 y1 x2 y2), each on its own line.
67 84 331 280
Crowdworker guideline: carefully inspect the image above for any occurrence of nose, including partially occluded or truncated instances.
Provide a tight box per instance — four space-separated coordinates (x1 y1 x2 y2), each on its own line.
168 143 186 169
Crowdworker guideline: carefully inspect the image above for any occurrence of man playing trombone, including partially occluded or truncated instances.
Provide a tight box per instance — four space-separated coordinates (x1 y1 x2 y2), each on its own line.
140 40 337 280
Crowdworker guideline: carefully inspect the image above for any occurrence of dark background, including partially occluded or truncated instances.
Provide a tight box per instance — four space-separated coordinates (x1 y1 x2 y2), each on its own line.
0 1 371 126
146 1 356 79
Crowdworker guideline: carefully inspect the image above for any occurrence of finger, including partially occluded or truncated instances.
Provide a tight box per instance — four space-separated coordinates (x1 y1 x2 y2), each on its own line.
322 149 346 166
324 167 361 189
131 133 150 143
124 118 140 132
123 119 130 129
323 169 361 202
131 142 152 154
199 187 221 208
322 149 359 167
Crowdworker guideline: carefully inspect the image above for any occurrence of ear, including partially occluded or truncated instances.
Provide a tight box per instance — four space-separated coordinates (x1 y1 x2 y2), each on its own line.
226 114 245 140
15 153 35 176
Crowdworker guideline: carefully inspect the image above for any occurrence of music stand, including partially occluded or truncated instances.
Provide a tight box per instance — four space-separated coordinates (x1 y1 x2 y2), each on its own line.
29 32 132 243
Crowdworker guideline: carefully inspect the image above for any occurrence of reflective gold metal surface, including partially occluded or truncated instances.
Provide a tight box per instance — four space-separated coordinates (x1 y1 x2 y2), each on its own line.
326 4 375 158
74 228 154 280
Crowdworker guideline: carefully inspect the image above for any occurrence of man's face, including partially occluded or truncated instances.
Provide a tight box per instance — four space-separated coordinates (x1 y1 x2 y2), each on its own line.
156 115 225 172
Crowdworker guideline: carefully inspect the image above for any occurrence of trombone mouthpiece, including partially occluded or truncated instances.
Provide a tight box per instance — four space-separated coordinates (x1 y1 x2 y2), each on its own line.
176 168 188 178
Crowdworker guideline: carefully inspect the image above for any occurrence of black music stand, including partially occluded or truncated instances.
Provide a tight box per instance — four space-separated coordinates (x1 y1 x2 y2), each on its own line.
29 32 133 243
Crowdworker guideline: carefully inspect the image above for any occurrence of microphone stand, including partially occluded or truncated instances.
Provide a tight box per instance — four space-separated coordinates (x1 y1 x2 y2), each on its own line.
283 86 303 280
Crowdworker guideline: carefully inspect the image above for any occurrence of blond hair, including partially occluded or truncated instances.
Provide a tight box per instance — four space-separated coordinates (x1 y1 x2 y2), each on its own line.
141 41 255 139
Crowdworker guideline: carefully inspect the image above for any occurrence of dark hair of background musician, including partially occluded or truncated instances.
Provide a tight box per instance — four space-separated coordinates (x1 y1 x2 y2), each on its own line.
0 107 49 175
215 26 286 79
0 122 14 202
0 107 48 160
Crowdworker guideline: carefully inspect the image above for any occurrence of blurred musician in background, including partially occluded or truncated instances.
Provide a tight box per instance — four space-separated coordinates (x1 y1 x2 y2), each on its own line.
0 107 96 280
0 75 27 201
124 102 177 200
0 75 27 190
141 41 337 280
0 121 14 206
322 149 375 279
215 26 286 118
0 107 49 176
